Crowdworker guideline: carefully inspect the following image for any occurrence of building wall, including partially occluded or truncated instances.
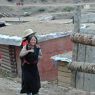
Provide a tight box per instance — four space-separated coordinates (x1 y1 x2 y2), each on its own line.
57 61 72 87
39 35 73 81
16 35 73 81
0 45 17 77
0 45 11 73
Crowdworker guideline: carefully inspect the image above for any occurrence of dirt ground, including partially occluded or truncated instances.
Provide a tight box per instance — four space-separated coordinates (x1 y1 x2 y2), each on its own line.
0 77 95 95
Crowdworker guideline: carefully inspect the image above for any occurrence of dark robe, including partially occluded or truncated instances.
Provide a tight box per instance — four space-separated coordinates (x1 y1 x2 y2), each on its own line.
20 45 41 94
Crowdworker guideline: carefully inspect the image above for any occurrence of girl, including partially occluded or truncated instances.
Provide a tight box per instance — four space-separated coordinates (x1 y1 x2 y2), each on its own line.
20 35 42 95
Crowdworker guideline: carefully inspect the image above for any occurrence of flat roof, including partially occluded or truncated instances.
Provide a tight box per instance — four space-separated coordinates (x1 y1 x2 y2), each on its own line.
51 51 72 63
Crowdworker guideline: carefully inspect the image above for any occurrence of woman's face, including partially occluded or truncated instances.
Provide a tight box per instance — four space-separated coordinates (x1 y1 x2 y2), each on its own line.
29 36 37 46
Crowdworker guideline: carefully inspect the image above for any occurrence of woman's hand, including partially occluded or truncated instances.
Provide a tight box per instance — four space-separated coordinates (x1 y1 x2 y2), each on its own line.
19 46 34 57
28 49 34 53
36 44 40 48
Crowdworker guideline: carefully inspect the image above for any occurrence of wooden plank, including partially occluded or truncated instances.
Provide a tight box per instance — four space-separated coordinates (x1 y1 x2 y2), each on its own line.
0 49 9 53
2 51 10 55
88 73 95 91
0 67 11 73
84 45 95 91
75 41 95 91
76 72 84 90
83 73 93 91
75 45 86 89
77 44 86 62
76 38 95 91
0 48 9 53
2 57 10 62
2 61 11 67
1 64 11 71
2 53 10 58
75 38 87 89
1 49 10 61
2 56 10 61
0 47 9 51
85 46 95 64
0 45 9 49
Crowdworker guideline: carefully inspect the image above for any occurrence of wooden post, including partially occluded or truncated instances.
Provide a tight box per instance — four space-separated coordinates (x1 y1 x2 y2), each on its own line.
73 0 81 61
72 0 81 88
9 45 17 77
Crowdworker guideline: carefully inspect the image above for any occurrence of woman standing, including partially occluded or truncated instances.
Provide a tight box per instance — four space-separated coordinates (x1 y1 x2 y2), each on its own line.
20 34 42 95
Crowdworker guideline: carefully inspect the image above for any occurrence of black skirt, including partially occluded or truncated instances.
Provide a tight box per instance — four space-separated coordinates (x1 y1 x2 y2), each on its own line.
20 63 41 94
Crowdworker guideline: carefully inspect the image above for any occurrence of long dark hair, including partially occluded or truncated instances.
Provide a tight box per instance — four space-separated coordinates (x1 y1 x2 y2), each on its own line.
26 35 38 50
27 35 38 44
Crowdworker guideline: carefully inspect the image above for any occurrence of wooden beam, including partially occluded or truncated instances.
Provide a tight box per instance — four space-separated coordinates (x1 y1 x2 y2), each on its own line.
71 33 95 46
68 61 95 74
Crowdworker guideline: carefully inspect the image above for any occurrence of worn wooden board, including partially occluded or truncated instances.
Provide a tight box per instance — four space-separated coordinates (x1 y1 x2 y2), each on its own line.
74 35 95 91
75 44 86 89
1 63 11 70
0 66 11 73
0 45 12 74
2 61 11 67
